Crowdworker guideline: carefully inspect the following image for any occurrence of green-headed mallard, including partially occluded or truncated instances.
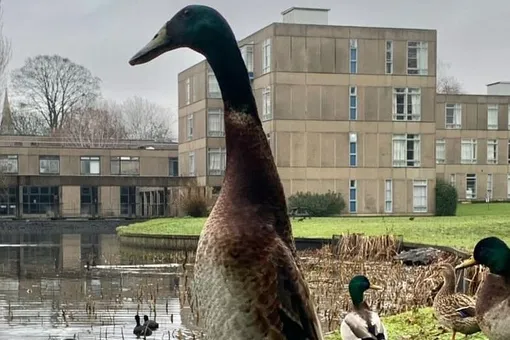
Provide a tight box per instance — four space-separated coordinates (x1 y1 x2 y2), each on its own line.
455 236 510 340
129 5 323 340
340 275 387 340
432 263 480 339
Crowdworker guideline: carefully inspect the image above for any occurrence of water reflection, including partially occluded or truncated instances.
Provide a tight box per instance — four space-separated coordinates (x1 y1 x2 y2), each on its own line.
0 230 197 339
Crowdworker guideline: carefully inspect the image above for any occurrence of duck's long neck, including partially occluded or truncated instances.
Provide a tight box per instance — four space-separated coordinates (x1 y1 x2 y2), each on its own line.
349 286 366 310
205 33 285 206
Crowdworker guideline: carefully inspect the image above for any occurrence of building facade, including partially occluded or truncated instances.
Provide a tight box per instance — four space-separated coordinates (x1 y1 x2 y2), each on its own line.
0 135 194 218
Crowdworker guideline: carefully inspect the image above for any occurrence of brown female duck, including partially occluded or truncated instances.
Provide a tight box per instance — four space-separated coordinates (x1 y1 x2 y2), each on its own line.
455 237 510 340
432 263 480 339
129 5 323 340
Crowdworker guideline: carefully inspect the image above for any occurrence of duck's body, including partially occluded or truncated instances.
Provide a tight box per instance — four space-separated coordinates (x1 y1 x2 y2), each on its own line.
432 263 480 339
456 237 510 340
133 315 152 337
129 5 322 339
340 276 387 340
143 314 158 330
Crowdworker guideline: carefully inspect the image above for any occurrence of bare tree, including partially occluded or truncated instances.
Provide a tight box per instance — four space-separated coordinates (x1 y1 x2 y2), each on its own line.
61 99 127 147
11 103 49 135
437 60 463 94
121 96 174 141
0 0 11 89
11 54 101 130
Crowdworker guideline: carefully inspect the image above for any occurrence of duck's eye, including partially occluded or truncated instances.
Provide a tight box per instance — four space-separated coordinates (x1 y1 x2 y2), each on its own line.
182 9 191 17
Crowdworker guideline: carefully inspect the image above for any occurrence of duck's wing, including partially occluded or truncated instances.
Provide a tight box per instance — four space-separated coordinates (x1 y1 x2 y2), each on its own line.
443 293 477 318
259 238 323 340
340 312 377 339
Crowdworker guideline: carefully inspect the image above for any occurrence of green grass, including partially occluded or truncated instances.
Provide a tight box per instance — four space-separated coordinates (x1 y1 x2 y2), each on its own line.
116 202 510 251
324 307 488 339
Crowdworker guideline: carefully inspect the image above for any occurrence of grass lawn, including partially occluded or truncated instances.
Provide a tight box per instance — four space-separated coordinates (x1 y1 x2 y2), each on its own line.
116 202 510 251
324 307 488 339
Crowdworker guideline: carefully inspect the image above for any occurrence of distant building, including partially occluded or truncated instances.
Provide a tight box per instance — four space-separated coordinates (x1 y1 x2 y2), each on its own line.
176 6 510 215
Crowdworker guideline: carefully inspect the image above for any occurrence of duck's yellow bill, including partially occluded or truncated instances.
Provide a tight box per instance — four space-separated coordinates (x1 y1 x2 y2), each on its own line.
369 284 383 291
455 257 478 270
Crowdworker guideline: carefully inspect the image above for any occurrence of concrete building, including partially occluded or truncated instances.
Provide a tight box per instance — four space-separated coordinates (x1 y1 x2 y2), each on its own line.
177 7 439 214
0 133 194 218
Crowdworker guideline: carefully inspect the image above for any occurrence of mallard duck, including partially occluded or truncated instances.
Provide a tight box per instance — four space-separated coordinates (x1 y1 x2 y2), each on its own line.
455 236 510 340
431 263 480 339
129 5 323 340
133 314 152 337
340 275 387 340
143 314 159 330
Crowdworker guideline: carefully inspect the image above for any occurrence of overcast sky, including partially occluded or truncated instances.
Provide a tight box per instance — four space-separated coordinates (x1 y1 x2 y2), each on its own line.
3 0 510 114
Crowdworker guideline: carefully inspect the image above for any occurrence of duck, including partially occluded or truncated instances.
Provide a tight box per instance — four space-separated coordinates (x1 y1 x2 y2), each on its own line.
133 314 152 337
143 314 159 330
129 4 323 340
340 275 387 340
455 236 510 340
431 263 480 340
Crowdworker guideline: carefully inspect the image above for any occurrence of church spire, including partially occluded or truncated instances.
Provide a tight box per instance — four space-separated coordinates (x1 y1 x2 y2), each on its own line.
0 88 14 134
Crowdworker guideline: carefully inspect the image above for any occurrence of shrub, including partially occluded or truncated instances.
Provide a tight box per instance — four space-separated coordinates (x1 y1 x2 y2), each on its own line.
182 195 209 217
288 191 345 217
435 178 458 216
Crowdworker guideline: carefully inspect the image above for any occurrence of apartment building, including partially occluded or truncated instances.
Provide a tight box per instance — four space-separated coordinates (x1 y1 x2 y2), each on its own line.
177 7 440 214
436 84 510 201
0 134 193 218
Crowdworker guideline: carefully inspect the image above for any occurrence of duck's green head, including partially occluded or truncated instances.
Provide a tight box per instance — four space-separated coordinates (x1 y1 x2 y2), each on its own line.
129 5 232 65
348 275 383 306
455 237 510 275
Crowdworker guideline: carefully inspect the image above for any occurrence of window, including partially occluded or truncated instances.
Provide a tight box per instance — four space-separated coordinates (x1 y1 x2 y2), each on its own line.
208 147 227 175
487 174 493 200
0 155 18 173
350 39 357 73
407 41 428 75
508 174 510 199
207 109 224 137
80 156 100 175
110 156 140 175
487 104 498 130
466 174 477 199
508 107 510 130
120 186 136 216
262 38 271 74
208 70 221 98
385 40 393 74
461 139 477 164
349 180 357 213
39 156 60 174
262 86 272 120
412 180 427 213
22 186 59 214
487 139 498 164
187 114 194 140
349 133 357 167
0 186 17 215
349 86 357 120
445 104 462 129
169 157 178 177
80 186 98 215
188 152 195 176
384 179 393 213
393 88 421 121
436 139 445 164
240 44 254 74
392 134 421 167
450 174 456 187
185 78 191 105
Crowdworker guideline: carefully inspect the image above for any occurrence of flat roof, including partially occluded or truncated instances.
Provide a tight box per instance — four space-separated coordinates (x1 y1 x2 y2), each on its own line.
486 81 510 86
281 7 330 15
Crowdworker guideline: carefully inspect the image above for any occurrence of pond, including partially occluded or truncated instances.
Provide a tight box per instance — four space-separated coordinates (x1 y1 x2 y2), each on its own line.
0 229 199 340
